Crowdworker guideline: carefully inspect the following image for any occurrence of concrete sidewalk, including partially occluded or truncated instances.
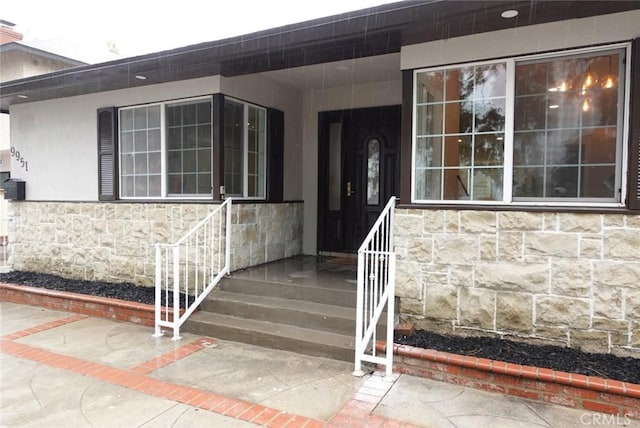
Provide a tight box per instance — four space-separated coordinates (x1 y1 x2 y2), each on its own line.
1 301 637 427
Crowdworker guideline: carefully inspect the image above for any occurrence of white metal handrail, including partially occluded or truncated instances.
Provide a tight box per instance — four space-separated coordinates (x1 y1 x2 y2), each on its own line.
154 198 232 340
353 196 396 377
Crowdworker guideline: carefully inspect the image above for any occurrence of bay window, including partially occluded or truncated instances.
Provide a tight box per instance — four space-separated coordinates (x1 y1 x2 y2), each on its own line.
412 45 628 206
109 95 270 200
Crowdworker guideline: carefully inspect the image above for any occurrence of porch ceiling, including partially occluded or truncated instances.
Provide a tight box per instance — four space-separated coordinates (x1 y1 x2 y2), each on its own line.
1 0 639 112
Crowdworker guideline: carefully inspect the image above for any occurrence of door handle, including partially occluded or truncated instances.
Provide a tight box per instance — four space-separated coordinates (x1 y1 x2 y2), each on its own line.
347 181 357 196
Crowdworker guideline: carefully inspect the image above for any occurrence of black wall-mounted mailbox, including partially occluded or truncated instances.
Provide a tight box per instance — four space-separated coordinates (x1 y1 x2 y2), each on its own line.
3 178 25 200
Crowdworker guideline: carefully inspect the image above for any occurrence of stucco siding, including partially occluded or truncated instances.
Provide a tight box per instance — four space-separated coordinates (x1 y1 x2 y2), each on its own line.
401 10 640 70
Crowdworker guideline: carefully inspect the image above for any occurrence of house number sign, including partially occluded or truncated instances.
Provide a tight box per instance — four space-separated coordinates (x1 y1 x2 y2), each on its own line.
10 147 29 171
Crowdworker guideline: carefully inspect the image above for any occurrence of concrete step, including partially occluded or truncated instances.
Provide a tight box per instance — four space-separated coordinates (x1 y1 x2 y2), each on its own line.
219 276 357 308
201 290 361 336
183 312 355 361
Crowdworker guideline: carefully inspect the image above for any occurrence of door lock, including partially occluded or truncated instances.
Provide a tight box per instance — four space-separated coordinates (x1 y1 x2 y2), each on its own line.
346 181 357 197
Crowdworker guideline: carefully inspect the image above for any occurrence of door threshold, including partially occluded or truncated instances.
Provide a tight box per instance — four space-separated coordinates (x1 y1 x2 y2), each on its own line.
318 251 357 259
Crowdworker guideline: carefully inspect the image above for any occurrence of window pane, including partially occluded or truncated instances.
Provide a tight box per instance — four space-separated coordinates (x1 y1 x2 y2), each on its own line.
134 153 148 174
183 126 197 148
121 153 133 175
328 122 342 211
198 149 211 172
168 151 181 173
473 168 503 201
224 100 244 196
121 109 134 130
582 128 616 164
198 125 211 148
547 130 579 165
416 70 444 103
121 132 134 153
547 166 578 197
444 169 470 200
515 62 547 95
148 129 161 151
445 67 474 101
182 104 197 125
444 135 472 167
183 150 197 172
416 104 443 135
134 130 147 152
445 102 473 134
581 166 616 198
415 136 442 168
513 167 544 197
514 95 546 130
475 134 504 166
475 98 505 132
513 49 623 202
149 175 161 196
367 139 380 205
121 176 134 197
513 132 545 165
415 169 441 200
148 105 161 128
148 152 161 174
134 108 147 130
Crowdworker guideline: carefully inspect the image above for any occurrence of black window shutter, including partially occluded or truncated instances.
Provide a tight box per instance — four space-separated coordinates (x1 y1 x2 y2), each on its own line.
97 107 118 201
628 38 640 210
267 107 284 202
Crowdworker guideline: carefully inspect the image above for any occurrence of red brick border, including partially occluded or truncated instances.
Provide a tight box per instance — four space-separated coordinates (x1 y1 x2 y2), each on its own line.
0 282 161 326
377 342 640 419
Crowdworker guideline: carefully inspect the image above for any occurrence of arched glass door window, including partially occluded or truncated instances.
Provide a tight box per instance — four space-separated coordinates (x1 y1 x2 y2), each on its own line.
367 138 380 205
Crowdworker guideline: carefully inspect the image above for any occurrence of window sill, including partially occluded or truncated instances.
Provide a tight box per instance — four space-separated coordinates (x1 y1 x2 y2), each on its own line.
397 202 637 214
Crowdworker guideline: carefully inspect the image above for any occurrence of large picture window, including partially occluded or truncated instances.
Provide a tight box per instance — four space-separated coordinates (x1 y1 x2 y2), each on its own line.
412 45 628 206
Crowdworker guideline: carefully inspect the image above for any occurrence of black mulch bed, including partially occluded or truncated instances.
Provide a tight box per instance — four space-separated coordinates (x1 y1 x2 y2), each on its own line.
396 330 640 385
0 271 188 309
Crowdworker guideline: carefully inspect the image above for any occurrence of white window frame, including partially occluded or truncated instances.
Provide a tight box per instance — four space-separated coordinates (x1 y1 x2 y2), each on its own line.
118 95 213 200
411 43 631 208
223 97 267 200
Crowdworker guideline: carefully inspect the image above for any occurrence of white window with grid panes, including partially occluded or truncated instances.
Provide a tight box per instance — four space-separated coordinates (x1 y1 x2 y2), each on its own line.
118 96 212 199
412 44 629 206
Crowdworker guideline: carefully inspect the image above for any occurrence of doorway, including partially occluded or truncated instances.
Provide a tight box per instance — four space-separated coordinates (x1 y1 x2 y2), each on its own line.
318 105 401 253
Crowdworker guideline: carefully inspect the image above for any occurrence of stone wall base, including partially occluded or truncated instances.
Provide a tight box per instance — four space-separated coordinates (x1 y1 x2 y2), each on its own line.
377 342 640 420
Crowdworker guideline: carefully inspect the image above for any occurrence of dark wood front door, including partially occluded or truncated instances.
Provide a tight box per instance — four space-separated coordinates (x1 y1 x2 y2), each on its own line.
318 106 401 253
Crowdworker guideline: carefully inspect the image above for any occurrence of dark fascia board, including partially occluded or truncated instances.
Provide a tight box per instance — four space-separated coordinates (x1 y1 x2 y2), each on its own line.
1 0 639 111
0 42 87 67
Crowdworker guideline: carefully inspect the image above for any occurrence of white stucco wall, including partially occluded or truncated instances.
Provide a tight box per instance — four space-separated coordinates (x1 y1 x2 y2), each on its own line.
401 10 640 70
9 73 304 201
301 79 403 254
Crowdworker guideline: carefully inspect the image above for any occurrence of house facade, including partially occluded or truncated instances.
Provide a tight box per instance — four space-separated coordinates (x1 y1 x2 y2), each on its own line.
1 1 639 356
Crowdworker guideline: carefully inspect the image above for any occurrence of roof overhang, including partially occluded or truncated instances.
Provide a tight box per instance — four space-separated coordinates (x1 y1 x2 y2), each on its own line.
1 0 639 111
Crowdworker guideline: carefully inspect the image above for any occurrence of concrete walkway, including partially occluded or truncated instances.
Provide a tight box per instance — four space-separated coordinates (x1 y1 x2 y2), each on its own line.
1 302 638 427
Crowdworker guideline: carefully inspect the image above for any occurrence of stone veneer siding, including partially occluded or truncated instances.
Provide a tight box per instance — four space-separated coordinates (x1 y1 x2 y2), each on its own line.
394 209 640 357
7 201 303 287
